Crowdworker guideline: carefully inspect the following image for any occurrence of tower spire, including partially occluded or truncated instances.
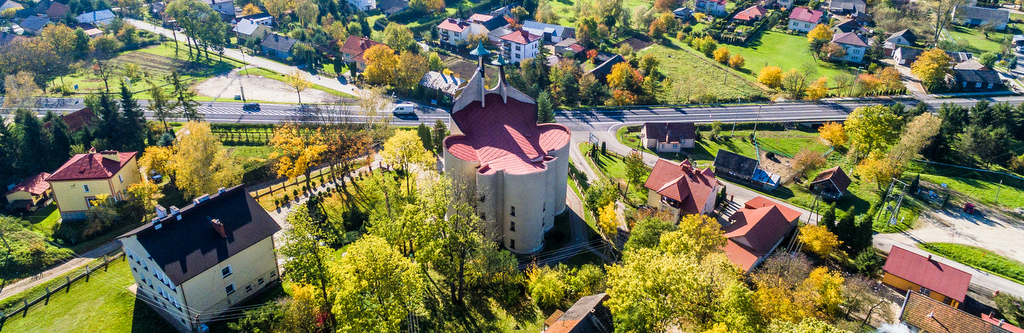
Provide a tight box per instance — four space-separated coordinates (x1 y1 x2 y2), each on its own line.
469 42 491 107
491 53 509 103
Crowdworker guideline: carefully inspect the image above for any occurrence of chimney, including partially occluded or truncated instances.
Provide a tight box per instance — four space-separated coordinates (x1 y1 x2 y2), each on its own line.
210 219 227 238
100 150 120 162
927 311 934 319
927 254 932 261
169 205 182 220
153 217 163 230
999 319 1005 326
193 194 211 204
217 187 227 194
88 147 97 154
155 205 167 218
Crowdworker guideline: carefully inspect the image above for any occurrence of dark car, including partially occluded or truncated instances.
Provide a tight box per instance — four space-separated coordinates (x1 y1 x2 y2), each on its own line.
243 103 261 111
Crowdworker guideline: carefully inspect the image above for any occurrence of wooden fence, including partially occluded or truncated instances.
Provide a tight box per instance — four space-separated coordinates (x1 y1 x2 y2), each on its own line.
0 252 125 331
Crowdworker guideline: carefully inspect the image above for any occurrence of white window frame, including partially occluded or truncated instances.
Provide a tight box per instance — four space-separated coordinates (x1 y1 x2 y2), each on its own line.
118 174 124 183
83 184 90 192
225 283 236 295
222 265 233 278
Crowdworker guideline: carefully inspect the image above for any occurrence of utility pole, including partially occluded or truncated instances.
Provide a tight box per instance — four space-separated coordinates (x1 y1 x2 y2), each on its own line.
239 47 248 102
995 179 1003 203
752 104 763 140
877 178 910 231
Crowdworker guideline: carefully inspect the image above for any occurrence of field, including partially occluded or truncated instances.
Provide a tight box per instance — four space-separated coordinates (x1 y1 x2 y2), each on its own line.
917 174 1024 208
55 42 243 100
639 42 767 102
919 243 1024 285
723 31 852 85
546 0 653 27
25 204 61 237
945 24 1021 54
1 258 177 333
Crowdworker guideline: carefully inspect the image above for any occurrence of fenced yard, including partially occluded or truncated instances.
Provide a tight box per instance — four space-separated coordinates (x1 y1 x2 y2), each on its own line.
0 252 175 333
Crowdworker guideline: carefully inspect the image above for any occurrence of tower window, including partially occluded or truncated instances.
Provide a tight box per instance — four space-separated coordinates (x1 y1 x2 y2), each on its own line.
510 239 515 249
510 221 515 231
510 206 515 216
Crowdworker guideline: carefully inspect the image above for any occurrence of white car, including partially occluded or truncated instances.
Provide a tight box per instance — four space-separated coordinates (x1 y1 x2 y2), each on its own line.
392 103 416 114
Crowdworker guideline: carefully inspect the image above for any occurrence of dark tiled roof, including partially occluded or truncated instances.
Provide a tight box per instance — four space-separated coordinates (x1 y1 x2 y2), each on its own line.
587 54 624 81
546 293 612 333
33 0 51 15
887 29 918 45
380 0 408 14
643 159 718 215
955 5 1010 24
643 122 697 143
954 68 1003 85
900 291 1013 333
119 186 281 285
827 0 865 13
0 31 23 46
522 20 575 39
46 1 69 18
713 149 758 177
894 47 923 61
832 18 861 33
832 31 868 47
811 165 851 193
47 151 138 181
21 16 52 31
885 246 972 303
260 34 299 53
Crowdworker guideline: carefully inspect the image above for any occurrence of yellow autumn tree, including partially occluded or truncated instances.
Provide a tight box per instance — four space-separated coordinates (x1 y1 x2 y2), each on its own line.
598 202 619 237
380 130 434 193
803 267 845 320
856 151 904 189
127 181 164 219
168 122 242 198
713 47 730 64
658 214 726 257
758 66 783 88
798 224 841 260
818 122 847 147
363 44 398 86
804 77 829 100
241 3 263 15
728 54 745 69
807 24 833 43
911 48 953 91
138 145 175 177
270 123 328 193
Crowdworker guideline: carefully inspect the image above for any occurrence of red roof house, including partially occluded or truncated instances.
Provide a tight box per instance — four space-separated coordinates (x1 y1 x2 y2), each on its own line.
44 107 96 133
48 151 138 181
500 29 542 45
810 166 851 199
789 7 824 23
47 149 143 220
339 35 384 68
983 314 1024 333
733 5 768 21
882 246 973 308
644 159 720 219
5 172 53 209
722 196 800 271
437 18 470 32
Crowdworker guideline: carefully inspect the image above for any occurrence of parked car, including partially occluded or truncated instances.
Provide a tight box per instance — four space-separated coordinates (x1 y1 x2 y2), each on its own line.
243 103 261 111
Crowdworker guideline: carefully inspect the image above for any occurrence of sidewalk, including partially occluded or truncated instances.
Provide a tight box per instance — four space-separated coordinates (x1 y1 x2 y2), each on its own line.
0 240 121 302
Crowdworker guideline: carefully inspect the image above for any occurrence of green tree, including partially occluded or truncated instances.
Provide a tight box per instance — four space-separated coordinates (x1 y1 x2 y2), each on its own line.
168 121 242 197
382 23 416 53
148 84 174 132
768 317 850 332
427 52 445 71
279 205 337 330
381 130 433 193
820 203 837 232
537 91 555 123
625 216 677 251
623 151 646 190
168 71 201 121
416 122 433 154
119 81 147 152
14 108 50 171
845 105 902 157
332 235 422 333
46 111 73 166
432 119 447 155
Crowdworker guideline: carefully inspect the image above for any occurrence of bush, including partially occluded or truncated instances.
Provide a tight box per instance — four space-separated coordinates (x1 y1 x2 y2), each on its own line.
853 248 885 276
1 216 75 278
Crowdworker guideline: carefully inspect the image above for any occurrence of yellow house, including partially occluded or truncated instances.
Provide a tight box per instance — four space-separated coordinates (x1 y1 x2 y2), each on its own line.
46 150 142 220
882 246 972 308
5 172 52 210
118 185 281 332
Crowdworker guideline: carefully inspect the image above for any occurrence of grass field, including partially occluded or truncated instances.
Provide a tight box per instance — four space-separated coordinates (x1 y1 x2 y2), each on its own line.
1 258 177 333
918 174 1024 208
26 204 61 237
723 31 852 86
54 42 242 100
945 24 1021 54
640 41 767 101
227 145 276 159
919 243 1024 285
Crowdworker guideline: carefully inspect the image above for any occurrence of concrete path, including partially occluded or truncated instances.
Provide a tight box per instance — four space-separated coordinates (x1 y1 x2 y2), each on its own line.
0 240 121 302
125 19 361 98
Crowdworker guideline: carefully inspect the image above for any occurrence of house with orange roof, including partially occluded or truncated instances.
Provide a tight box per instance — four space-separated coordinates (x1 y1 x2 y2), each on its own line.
722 196 801 271
898 291 1016 333
733 5 768 22
810 166 851 200
46 149 143 220
5 172 53 210
883 246 972 308
339 35 384 71
543 293 612 333
643 158 721 221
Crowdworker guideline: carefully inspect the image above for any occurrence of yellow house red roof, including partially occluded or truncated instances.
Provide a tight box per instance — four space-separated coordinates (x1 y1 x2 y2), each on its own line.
6 172 51 196
47 151 137 181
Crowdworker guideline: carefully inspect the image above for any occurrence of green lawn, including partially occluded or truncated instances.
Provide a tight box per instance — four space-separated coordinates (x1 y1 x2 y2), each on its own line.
918 174 1024 208
1 258 177 333
26 204 61 237
54 42 242 100
945 24 1021 54
723 31 853 85
640 41 766 102
227 145 276 159
919 243 1024 285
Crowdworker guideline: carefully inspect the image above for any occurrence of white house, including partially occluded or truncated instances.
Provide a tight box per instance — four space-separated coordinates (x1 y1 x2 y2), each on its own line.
640 122 697 153
346 0 376 11
500 29 542 63
76 9 116 25
884 29 917 57
521 20 575 43
233 19 272 41
437 18 488 46
830 32 869 63
787 7 823 33
117 186 281 332
202 0 234 16
695 0 727 16
952 5 1009 30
